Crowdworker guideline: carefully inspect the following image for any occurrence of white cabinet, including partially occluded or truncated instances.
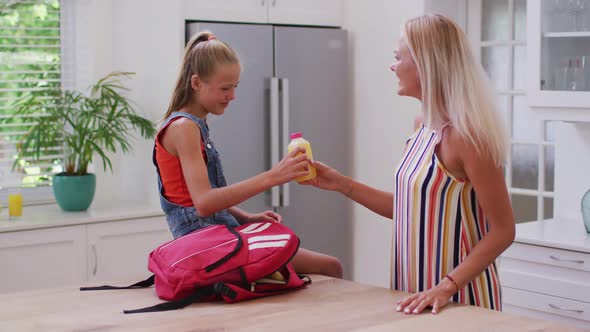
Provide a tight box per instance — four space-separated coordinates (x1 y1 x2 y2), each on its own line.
527 0 590 119
499 226 590 329
0 214 171 293
267 0 342 27
86 217 172 283
0 226 87 293
184 0 342 27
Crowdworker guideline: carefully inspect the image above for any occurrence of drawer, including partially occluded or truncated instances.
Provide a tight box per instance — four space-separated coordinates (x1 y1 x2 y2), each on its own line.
502 242 590 273
499 257 590 302
503 287 590 324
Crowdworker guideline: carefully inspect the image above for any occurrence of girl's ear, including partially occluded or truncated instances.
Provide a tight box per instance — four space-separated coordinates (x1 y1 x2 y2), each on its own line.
190 74 201 92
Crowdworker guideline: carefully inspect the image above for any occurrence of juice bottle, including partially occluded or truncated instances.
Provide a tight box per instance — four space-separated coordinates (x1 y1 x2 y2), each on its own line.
287 132 317 182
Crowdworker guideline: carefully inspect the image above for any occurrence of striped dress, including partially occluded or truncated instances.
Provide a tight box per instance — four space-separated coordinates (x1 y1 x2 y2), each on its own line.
391 125 502 311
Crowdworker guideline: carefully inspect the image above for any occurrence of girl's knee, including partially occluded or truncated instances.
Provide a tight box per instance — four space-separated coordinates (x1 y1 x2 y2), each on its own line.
321 256 343 279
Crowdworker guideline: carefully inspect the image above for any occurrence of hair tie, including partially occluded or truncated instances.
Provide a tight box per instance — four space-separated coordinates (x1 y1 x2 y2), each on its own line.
208 35 217 41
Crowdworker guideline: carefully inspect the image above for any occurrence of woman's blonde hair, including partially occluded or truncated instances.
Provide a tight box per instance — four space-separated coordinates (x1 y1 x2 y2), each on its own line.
164 31 241 120
404 14 508 166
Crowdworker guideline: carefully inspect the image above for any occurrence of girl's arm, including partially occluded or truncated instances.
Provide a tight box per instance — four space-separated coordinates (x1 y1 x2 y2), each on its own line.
163 118 308 218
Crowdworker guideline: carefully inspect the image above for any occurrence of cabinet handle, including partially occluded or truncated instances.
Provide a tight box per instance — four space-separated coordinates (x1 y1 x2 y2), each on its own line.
272 0 276 6
548 303 584 313
549 255 584 264
91 244 98 276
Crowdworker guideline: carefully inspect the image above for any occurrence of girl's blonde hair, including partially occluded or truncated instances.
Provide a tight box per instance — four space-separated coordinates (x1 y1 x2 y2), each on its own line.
404 14 508 166
164 31 241 120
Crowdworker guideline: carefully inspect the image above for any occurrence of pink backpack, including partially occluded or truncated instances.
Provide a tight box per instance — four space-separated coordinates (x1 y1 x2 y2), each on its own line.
81 222 310 313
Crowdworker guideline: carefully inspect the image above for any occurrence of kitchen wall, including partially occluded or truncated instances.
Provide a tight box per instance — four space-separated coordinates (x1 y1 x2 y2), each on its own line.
69 0 468 288
555 122 590 224
341 1 422 287
68 0 186 209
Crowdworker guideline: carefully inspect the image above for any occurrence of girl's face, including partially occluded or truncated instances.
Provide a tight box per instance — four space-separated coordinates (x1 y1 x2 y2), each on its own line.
193 63 241 116
389 36 421 100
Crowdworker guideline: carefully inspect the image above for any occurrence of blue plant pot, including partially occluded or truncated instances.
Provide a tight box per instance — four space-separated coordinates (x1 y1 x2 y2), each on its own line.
582 188 590 234
52 173 96 211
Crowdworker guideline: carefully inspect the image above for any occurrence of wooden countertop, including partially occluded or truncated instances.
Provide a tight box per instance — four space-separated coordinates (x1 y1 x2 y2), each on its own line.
0 275 583 331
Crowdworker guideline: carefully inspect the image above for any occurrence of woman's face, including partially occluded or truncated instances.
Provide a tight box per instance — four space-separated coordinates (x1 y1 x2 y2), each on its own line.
194 63 241 116
390 35 421 100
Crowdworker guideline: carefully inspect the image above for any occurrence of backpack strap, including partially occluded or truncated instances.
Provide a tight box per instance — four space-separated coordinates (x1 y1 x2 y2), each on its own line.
205 225 243 272
123 285 215 314
79 274 155 291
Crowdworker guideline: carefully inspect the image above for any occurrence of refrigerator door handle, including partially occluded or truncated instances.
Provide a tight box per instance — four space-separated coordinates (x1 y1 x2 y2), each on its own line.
270 77 280 208
280 78 290 207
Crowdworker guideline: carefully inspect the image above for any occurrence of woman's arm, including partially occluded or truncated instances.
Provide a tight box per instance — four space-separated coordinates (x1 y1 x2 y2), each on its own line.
397 128 515 314
163 118 309 218
443 130 515 290
307 161 394 219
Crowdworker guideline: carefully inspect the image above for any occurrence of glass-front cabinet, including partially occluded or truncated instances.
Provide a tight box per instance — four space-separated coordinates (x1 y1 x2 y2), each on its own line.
528 0 590 113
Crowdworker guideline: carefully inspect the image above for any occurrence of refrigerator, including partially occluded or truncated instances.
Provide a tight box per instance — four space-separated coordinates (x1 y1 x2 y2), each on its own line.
186 22 351 277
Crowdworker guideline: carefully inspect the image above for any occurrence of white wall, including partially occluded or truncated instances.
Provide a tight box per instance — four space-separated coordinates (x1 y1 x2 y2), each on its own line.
70 0 186 209
341 1 423 287
554 122 590 226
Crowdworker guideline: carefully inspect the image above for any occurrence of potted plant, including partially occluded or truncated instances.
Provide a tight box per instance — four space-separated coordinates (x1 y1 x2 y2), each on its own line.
9 71 157 211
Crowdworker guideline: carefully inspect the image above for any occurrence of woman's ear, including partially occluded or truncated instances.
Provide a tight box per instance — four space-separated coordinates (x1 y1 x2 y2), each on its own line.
190 74 201 92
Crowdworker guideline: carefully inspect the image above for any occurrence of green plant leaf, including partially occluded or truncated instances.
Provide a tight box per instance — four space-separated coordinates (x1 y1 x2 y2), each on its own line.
8 71 156 176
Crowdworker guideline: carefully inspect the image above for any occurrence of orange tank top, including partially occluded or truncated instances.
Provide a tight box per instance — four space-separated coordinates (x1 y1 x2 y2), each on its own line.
155 117 207 207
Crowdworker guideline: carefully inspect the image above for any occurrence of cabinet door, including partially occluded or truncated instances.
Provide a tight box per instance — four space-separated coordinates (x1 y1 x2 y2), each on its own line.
527 0 590 109
184 0 268 23
86 217 172 283
0 226 86 293
268 0 342 27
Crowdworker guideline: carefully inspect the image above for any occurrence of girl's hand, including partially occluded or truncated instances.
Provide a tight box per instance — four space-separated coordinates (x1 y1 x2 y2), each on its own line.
246 210 282 223
396 278 456 314
269 146 310 185
301 160 351 194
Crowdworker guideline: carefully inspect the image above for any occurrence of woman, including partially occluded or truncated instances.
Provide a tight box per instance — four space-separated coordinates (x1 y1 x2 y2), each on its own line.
303 14 515 313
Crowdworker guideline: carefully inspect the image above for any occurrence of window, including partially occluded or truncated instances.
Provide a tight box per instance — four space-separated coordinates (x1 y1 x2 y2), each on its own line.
468 0 555 223
0 0 70 204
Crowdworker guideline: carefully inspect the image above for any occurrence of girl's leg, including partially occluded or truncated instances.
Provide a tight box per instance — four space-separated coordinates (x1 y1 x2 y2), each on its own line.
290 247 343 279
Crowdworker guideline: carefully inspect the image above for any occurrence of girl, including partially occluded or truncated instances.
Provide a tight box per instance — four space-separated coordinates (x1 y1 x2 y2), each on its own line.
154 31 342 278
302 14 515 313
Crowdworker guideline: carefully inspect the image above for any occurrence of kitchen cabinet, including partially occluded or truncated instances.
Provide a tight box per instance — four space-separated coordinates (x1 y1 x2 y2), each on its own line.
527 0 590 120
0 209 171 293
0 226 87 293
184 0 342 27
86 217 172 283
499 220 590 329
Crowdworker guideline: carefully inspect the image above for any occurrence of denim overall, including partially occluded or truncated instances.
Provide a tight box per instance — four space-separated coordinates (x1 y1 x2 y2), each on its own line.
154 112 240 239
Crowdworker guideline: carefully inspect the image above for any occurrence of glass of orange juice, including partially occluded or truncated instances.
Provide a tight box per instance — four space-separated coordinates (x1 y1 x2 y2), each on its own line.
8 193 23 218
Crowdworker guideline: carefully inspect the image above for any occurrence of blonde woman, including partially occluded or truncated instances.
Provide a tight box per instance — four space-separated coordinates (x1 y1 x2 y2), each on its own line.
303 14 515 314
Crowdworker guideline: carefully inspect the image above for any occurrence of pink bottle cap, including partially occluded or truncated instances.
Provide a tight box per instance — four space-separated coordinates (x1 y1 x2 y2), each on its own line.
290 132 302 139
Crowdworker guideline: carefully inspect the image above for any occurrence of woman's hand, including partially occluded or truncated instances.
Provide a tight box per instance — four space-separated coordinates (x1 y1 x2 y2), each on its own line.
301 160 351 194
269 146 310 185
245 210 282 223
396 278 457 314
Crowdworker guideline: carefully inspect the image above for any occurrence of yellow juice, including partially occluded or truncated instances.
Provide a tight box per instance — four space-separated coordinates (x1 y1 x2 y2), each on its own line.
8 193 23 217
287 132 317 183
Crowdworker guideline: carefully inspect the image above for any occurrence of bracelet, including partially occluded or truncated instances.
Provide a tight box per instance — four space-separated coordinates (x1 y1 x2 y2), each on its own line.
445 274 459 293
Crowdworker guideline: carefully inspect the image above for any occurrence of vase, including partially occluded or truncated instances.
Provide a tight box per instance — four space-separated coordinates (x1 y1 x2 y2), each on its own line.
582 188 590 234
52 173 96 211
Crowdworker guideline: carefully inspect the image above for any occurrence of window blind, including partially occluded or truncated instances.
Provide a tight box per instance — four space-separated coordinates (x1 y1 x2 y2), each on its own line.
0 0 65 203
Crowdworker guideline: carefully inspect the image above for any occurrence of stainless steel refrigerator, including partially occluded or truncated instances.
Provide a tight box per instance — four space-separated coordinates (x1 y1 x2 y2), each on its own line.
187 22 351 277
